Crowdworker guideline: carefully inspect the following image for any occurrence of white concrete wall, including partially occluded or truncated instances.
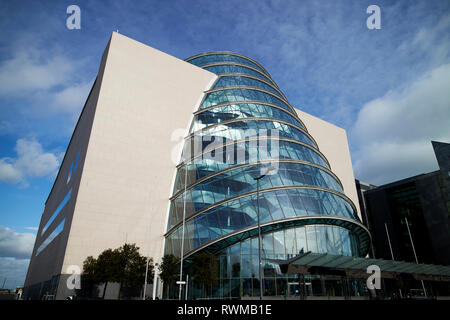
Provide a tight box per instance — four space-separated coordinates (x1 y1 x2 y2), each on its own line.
61 32 217 281
295 109 361 220
24 42 110 294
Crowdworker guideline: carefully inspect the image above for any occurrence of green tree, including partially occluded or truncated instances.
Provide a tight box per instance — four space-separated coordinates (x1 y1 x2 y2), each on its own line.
95 248 122 299
81 256 98 296
82 256 97 282
191 253 219 298
82 243 154 299
116 243 154 298
159 254 180 299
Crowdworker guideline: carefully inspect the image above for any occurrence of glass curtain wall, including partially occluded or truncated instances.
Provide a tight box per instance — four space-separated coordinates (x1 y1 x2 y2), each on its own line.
165 52 370 299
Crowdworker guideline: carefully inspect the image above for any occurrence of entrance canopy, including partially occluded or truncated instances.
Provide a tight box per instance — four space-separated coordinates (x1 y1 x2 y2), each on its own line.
266 252 450 282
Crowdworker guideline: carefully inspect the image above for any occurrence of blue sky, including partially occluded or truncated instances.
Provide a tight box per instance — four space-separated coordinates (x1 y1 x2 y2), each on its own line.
0 0 449 289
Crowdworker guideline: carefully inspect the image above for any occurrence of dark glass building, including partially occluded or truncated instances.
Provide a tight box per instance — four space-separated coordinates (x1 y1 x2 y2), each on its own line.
164 52 371 299
361 141 450 266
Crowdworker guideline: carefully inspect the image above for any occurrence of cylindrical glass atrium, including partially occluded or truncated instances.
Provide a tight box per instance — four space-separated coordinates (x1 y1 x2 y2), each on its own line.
164 52 371 299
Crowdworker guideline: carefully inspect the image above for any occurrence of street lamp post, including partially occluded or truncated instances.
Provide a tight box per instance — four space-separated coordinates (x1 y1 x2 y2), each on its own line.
253 166 276 300
179 162 188 300
255 176 263 300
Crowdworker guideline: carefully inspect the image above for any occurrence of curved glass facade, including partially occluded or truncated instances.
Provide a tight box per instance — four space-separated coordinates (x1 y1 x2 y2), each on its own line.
213 76 283 98
203 64 273 84
173 139 331 194
167 52 370 299
188 53 268 75
167 188 360 252
199 88 293 113
183 119 315 159
168 162 344 227
189 103 303 132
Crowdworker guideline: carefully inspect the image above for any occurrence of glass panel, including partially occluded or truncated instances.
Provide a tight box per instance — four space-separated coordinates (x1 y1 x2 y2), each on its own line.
258 196 273 223
275 190 296 218
222 279 230 298
333 226 344 255
284 228 297 257
316 225 327 254
185 222 194 253
241 238 251 254
241 255 252 278
306 225 318 253
296 227 307 254
165 234 173 256
242 278 253 297
251 237 259 256
220 255 229 279
276 278 287 296
350 233 359 256
326 226 336 254
231 279 241 298
230 242 241 255
264 192 284 220
262 233 274 257
301 189 321 215
206 210 222 239
172 228 181 257
288 189 308 216
196 216 211 246
341 228 352 256
263 278 275 295
230 255 241 278
272 230 285 258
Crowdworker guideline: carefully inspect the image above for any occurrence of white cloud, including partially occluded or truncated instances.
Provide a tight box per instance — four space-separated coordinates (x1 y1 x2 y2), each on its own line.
0 158 22 184
0 49 74 96
0 258 30 289
14 138 60 177
0 40 92 121
351 63 450 185
0 225 35 259
0 225 35 288
0 138 61 185
50 80 93 113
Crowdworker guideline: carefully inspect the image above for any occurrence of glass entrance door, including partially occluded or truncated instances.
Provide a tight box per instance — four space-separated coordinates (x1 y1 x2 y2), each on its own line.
287 282 300 298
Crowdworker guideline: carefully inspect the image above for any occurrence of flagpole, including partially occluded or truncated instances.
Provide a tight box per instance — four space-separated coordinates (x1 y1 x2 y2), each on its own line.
405 217 427 297
143 254 150 299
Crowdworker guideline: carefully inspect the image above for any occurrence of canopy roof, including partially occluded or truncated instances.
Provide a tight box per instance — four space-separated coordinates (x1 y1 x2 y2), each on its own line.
266 252 450 282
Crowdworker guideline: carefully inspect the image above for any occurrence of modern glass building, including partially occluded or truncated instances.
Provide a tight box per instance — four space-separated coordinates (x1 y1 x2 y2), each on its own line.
164 52 371 299
24 33 374 300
